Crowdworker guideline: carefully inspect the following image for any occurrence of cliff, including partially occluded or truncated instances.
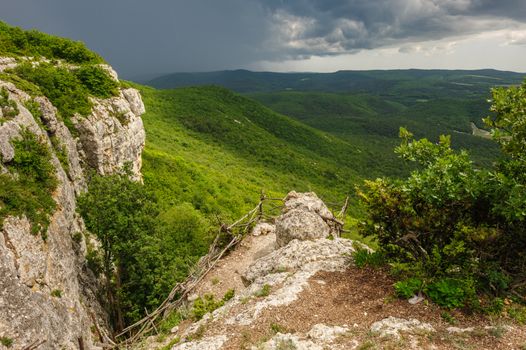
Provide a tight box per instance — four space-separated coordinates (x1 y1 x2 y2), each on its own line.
0 57 145 349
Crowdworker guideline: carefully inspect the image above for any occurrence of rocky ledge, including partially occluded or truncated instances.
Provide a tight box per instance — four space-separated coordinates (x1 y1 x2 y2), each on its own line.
144 192 526 350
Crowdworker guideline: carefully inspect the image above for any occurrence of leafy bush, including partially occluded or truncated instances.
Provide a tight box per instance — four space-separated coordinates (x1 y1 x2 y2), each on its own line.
394 278 423 299
0 130 57 239
0 21 103 63
13 62 92 130
191 294 225 320
358 79 526 309
353 247 385 268
74 65 118 98
425 278 474 309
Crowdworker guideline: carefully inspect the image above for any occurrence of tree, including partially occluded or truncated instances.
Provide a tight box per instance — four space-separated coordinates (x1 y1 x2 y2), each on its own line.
78 170 159 331
358 79 526 308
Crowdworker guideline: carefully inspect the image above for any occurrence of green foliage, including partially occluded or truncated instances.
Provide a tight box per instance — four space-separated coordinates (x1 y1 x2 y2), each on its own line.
0 73 41 96
0 336 13 347
159 338 180 350
394 278 423 299
190 294 225 321
11 63 118 132
0 21 103 63
440 311 457 325
50 289 62 298
75 65 118 98
425 278 474 309
353 247 385 268
13 62 92 130
223 289 235 302
78 171 160 328
0 130 57 238
254 284 271 297
0 87 19 121
358 79 526 310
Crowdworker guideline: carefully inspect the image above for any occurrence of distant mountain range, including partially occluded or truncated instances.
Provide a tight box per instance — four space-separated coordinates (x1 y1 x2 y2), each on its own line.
145 69 524 99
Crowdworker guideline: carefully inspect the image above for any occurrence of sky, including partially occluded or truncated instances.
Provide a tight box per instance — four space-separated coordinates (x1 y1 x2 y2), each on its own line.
2 0 526 78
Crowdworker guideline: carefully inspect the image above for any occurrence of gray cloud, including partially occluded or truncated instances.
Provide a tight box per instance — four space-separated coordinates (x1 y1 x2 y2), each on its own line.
0 0 524 76
258 0 526 59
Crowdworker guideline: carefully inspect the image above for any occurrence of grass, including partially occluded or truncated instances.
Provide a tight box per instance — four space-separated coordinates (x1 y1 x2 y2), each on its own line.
254 284 271 298
0 336 13 347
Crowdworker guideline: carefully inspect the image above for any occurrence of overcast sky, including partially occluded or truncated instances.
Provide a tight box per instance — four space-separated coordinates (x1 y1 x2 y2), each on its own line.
2 0 526 78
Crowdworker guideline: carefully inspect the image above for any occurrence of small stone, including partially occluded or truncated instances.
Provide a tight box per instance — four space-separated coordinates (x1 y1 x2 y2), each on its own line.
171 326 179 334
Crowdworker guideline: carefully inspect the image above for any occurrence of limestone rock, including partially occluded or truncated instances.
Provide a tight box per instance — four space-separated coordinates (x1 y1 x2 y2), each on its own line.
275 209 330 247
252 222 275 236
0 57 17 72
370 317 435 339
73 88 145 181
275 192 337 247
243 238 355 283
282 191 333 218
253 324 350 350
172 335 227 350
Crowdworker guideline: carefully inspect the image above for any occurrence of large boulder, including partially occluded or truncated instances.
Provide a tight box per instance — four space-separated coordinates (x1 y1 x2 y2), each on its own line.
275 191 336 247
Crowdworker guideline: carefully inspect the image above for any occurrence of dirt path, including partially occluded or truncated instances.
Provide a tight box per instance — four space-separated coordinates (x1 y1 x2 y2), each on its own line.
193 232 276 300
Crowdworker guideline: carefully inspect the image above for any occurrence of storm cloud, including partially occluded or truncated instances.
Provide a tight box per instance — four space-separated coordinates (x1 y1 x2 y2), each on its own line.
259 0 526 58
1 0 524 76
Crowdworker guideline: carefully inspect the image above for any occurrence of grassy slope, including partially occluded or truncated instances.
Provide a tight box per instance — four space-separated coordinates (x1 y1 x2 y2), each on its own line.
136 85 374 226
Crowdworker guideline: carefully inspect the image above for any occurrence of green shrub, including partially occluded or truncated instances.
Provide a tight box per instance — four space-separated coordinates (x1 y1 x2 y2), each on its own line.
74 65 118 98
0 336 13 347
0 130 57 239
0 73 41 96
13 62 92 130
50 289 62 298
190 294 225 320
359 81 526 310
425 278 474 309
353 247 385 268
11 63 119 133
223 289 235 302
394 278 423 299
0 21 103 64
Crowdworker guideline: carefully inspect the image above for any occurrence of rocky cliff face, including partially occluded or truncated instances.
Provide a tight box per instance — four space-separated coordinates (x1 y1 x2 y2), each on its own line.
0 60 145 349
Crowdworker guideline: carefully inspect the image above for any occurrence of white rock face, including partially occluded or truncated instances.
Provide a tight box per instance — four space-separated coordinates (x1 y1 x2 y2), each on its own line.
275 191 336 247
0 59 146 349
252 222 275 236
254 324 351 350
370 317 435 339
74 88 145 181
172 335 227 350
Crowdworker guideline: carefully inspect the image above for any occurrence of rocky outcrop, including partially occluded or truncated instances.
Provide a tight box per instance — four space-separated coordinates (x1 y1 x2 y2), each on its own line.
275 191 337 247
0 60 145 349
74 88 145 181
158 193 356 349
370 317 435 339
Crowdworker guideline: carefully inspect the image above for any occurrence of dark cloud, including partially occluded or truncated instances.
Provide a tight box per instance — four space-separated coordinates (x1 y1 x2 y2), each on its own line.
258 0 526 59
0 0 524 76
